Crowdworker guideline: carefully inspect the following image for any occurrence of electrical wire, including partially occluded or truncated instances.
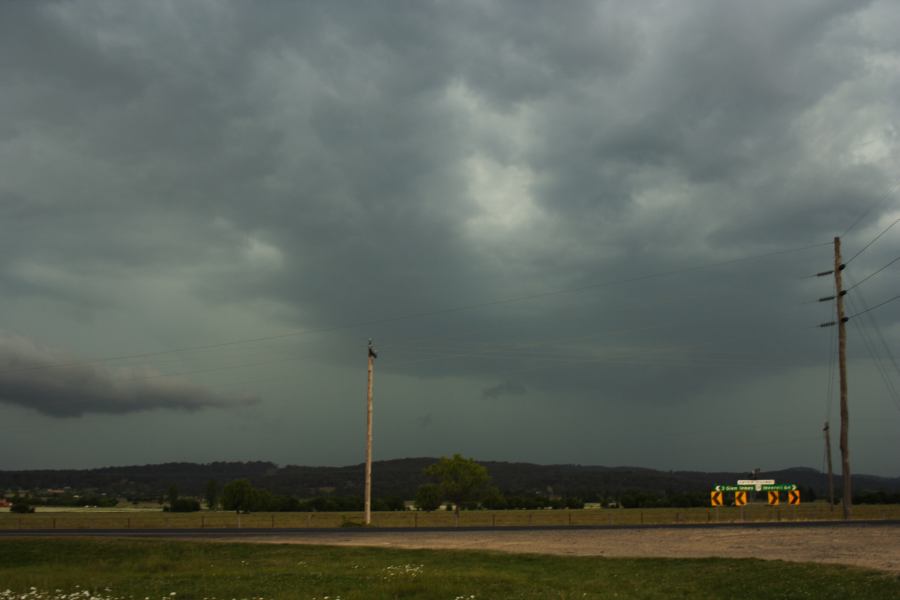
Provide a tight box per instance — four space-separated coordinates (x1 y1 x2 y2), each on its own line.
844 290 900 411
846 294 900 319
845 217 900 265
841 181 900 237
846 256 900 291
849 274 900 382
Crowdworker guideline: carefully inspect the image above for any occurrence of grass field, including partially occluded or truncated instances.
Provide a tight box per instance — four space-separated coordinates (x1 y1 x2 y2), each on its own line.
1 503 899 530
1 538 898 600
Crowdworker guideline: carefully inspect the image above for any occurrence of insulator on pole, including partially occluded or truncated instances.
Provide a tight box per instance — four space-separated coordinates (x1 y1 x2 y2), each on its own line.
818 291 847 302
817 269 834 277
820 321 836 328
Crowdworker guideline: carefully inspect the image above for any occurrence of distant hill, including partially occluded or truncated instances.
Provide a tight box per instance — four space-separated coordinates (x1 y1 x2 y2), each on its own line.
1 459 898 500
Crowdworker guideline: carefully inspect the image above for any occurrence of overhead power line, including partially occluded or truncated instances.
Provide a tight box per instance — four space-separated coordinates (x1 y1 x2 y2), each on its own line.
845 217 900 265
846 294 900 319
0 240 832 377
847 256 900 291
841 181 900 237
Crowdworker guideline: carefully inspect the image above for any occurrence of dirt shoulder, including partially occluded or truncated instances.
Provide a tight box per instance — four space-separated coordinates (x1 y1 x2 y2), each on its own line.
220 524 900 573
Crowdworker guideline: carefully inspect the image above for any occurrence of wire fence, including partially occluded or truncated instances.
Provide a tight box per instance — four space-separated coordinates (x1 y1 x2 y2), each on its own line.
1 504 898 530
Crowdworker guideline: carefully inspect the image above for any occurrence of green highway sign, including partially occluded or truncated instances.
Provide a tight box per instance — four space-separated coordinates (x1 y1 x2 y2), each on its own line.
762 484 797 492
714 483 797 492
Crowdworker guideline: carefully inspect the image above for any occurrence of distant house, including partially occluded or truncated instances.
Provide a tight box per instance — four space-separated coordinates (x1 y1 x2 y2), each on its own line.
0 499 10 508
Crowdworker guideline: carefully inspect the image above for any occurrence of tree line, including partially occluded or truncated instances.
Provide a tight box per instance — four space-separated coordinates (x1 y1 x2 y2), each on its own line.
9 456 893 514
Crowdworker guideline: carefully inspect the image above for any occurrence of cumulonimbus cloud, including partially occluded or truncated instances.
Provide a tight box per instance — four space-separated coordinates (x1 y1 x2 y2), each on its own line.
0 333 256 417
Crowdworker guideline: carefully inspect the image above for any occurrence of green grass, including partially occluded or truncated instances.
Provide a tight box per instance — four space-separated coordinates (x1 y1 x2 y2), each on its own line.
2 503 899 530
0 538 898 600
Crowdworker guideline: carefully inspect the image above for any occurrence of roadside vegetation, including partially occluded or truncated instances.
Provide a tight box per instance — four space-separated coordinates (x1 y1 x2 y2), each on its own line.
1 538 898 600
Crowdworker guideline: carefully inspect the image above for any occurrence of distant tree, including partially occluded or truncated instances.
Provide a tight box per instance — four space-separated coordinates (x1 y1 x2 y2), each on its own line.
424 454 491 516
374 496 405 511
415 483 443 511
803 486 817 502
482 486 507 510
564 497 585 509
10 500 34 514
205 480 219 510
221 479 255 513
166 485 179 508
167 498 201 512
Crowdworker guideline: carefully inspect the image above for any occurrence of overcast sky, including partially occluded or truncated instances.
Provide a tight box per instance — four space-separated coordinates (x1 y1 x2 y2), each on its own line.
1 1 898 476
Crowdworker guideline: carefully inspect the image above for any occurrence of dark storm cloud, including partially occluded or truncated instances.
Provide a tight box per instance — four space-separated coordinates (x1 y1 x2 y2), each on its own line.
0 334 255 417
483 380 527 399
0 1 897 471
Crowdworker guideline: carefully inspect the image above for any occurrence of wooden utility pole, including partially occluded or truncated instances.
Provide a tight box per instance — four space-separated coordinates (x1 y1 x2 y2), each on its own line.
833 237 851 520
823 421 834 511
364 339 377 526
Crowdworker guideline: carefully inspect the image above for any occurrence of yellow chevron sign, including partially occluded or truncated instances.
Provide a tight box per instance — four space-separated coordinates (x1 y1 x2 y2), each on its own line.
788 490 801 505
710 491 723 507
767 491 780 505
734 491 748 506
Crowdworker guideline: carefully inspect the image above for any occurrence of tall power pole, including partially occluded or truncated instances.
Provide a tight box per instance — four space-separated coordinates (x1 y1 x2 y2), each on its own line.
833 237 851 520
364 339 377 526
823 421 834 511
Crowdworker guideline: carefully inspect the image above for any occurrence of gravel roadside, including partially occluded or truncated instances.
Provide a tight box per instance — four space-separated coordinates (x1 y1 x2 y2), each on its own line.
218 524 900 573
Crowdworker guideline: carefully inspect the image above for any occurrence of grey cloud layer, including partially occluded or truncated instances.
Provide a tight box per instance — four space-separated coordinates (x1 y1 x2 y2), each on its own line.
0 1 897 470
0 334 254 417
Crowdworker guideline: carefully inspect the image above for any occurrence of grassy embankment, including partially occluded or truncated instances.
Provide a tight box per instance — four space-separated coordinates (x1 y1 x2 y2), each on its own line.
1 538 899 600
1 503 899 529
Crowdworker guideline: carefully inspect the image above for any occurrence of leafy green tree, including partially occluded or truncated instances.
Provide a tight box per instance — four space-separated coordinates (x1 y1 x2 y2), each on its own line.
166 485 179 509
221 479 256 513
205 480 219 510
415 483 443 511
424 454 491 515
481 486 507 510
10 499 34 514
168 498 201 512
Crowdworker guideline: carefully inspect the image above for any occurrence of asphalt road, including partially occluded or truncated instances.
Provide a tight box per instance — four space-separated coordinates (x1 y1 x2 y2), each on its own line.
2 518 898 539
